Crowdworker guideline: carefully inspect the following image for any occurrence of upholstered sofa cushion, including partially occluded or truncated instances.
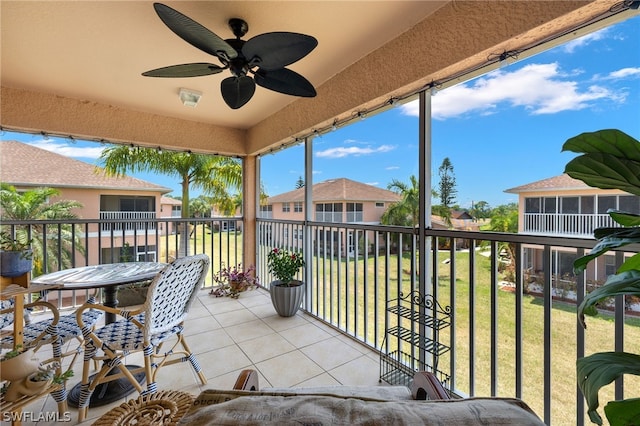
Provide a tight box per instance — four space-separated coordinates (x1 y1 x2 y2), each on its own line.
263 385 413 400
179 389 544 425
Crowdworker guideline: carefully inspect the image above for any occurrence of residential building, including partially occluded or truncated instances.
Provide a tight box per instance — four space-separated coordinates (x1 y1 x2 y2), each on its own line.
506 173 640 296
0 141 172 266
265 178 401 256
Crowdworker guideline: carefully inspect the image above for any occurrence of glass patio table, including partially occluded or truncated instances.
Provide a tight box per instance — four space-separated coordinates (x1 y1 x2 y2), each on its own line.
31 262 168 407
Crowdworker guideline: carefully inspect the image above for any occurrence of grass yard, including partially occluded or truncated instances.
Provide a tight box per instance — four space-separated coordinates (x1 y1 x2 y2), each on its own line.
310 249 640 426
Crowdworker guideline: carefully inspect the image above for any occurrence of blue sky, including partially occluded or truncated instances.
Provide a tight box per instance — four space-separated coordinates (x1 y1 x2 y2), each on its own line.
3 15 639 209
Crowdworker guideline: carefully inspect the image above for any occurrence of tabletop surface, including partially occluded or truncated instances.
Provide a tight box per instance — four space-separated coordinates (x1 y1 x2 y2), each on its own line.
31 262 168 288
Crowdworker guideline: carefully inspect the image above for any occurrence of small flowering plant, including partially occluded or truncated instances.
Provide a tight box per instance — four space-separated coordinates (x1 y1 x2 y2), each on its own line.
267 248 305 286
210 263 259 299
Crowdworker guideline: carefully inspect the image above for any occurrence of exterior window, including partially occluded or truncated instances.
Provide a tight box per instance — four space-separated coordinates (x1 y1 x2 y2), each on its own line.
346 203 363 222
171 206 181 217
294 202 303 213
581 196 594 214
315 203 343 222
560 197 579 214
525 197 541 213
619 195 640 214
260 204 273 219
376 202 384 208
605 255 616 277
282 203 290 212
544 197 557 213
598 196 616 214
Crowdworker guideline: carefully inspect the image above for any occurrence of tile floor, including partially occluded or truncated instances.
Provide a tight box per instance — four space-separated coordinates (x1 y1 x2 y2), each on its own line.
18 287 384 425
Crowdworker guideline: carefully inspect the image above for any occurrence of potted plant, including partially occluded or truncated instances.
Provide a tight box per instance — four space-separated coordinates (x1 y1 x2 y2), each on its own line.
3 362 73 402
0 231 33 278
210 263 259 299
563 129 640 425
0 345 40 382
267 248 305 317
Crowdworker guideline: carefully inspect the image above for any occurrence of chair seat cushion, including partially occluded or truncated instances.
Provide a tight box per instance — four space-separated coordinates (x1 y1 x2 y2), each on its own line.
1 309 104 347
180 390 545 426
95 315 182 351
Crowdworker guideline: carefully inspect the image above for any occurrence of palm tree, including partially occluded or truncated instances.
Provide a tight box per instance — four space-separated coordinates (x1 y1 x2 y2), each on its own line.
0 184 84 276
385 176 420 227
98 146 242 255
486 203 519 280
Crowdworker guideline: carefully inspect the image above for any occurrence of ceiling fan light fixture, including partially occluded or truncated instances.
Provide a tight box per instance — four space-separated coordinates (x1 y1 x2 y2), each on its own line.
179 88 202 107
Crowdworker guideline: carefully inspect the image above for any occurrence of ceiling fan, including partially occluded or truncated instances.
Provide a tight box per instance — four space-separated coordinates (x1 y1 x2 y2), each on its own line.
142 3 318 109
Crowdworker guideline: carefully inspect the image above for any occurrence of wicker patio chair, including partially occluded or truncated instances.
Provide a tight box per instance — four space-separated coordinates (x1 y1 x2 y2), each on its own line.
75 254 210 422
0 297 104 412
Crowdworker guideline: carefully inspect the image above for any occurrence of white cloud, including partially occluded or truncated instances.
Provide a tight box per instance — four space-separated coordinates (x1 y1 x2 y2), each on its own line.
605 67 640 80
563 28 608 53
27 140 104 159
366 182 380 186
386 166 400 170
316 144 395 159
400 62 625 119
312 170 322 175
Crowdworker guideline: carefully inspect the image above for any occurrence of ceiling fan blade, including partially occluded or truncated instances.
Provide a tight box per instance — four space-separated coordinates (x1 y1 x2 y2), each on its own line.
221 76 256 109
254 68 316 97
243 32 318 71
142 63 224 77
153 3 237 60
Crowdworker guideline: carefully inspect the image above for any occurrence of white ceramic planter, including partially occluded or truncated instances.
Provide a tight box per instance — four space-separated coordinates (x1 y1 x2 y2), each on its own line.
0 348 40 382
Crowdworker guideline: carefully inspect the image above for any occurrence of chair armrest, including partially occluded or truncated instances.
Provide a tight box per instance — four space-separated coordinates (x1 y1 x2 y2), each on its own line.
75 302 144 329
233 369 259 391
411 371 450 400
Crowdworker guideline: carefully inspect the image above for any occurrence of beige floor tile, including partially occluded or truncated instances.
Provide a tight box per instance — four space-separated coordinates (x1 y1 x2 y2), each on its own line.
183 315 222 336
327 354 381 387
189 328 234 354
224 319 274 343
290 372 342 388
197 345 253 379
255 350 324 388
247 303 279 318
261 312 310 332
300 336 364 370
237 332 296 363
213 308 259 327
278 323 333 348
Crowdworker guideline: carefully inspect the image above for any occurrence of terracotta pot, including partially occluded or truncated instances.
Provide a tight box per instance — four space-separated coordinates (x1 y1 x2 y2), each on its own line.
4 371 52 402
0 348 40 382
230 280 246 293
270 280 305 317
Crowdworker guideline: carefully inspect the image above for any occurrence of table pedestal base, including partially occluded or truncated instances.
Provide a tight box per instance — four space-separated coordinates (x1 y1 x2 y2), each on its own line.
68 365 146 408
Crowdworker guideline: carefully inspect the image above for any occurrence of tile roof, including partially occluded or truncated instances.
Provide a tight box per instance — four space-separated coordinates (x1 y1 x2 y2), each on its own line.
267 178 402 203
1 141 171 192
161 196 182 205
504 174 591 193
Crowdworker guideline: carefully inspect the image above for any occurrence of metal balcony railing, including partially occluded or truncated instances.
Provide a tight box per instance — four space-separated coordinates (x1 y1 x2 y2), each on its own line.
99 211 157 232
257 218 640 426
3 217 638 425
523 213 618 237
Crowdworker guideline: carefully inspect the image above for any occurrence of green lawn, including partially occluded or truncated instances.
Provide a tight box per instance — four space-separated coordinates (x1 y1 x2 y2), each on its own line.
309 250 640 426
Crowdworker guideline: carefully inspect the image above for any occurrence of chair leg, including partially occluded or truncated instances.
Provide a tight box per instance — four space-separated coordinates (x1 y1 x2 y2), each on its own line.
178 334 207 385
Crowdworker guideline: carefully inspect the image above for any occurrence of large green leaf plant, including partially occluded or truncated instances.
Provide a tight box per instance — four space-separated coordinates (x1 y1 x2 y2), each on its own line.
562 129 640 426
